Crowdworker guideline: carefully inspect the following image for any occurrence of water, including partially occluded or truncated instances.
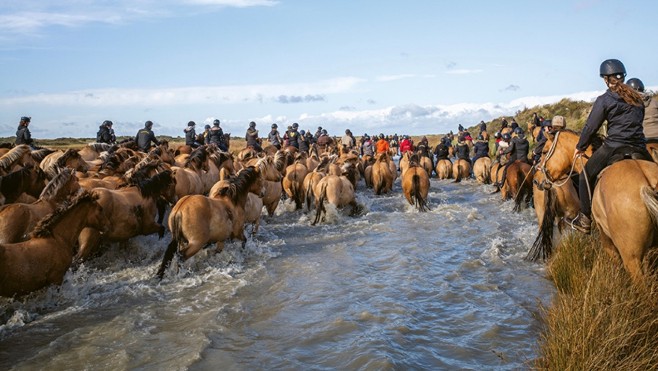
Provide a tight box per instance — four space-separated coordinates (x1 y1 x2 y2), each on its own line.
0 177 553 370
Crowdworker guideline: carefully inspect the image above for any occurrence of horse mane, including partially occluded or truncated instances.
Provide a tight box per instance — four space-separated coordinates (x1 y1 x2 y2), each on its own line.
209 151 232 168
314 156 331 173
0 144 30 171
31 191 95 238
134 170 173 198
88 143 112 153
31 148 55 162
409 153 420 164
126 156 164 185
55 149 81 168
217 166 259 203
273 151 287 172
376 152 390 163
39 168 76 202
184 146 208 168
559 129 605 152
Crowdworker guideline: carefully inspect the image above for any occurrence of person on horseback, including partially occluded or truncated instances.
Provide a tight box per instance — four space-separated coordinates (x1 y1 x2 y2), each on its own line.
298 130 310 153
472 134 490 165
314 126 323 143
245 121 262 152
317 129 333 148
566 59 652 233
135 120 160 152
532 115 567 164
399 135 414 154
341 129 356 151
496 126 530 187
433 137 450 161
376 133 390 154
268 123 282 150
207 119 228 151
455 135 471 163
202 124 211 143
479 120 487 134
286 123 300 149
96 120 116 144
184 121 202 148
361 134 375 157
15 116 34 147
627 78 658 142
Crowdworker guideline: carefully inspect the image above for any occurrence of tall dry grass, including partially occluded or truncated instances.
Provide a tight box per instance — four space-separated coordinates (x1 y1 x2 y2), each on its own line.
535 232 658 370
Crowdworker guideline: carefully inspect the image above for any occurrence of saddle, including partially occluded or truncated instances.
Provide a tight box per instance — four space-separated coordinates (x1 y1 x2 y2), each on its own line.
607 145 652 166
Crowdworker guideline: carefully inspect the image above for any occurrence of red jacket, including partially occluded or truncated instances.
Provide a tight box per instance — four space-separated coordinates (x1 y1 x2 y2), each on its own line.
399 139 414 153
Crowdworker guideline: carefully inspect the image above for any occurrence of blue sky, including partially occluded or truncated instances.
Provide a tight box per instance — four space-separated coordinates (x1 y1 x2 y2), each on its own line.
1 0 657 139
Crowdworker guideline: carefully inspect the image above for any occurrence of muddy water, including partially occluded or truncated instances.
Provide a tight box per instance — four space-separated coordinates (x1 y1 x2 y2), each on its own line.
0 178 553 370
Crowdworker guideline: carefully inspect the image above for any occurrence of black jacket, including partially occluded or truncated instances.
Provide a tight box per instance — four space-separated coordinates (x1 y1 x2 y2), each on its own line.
96 125 115 144
246 128 260 147
207 126 226 148
434 143 449 160
286 129 300 148
298 135 309 153
455 143 470 160
15 125 32 145
135 128 159 152
184 127 197 146
473 141 489 157
577 90 646 151
503 136 529 162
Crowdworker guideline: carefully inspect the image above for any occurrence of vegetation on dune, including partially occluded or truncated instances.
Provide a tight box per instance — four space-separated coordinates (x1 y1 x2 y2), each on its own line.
534 232 658 370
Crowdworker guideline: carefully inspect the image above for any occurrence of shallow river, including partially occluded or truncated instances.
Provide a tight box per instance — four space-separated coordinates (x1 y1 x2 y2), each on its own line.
0 176 553 370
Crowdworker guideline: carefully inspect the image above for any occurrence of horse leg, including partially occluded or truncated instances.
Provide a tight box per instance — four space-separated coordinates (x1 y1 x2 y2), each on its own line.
156 238 179 280
156 198 167 225
75 227 102 263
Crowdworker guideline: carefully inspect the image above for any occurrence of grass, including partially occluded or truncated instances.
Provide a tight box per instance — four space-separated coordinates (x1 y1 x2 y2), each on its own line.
534 232 658 370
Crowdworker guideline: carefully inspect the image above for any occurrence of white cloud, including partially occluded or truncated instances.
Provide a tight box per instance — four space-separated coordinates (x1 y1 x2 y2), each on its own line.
444 69 483 75
375 74 416 82
0 77 365 106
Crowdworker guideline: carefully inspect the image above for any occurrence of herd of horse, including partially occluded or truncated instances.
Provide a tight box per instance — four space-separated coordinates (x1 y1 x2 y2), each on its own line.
1 125 658 297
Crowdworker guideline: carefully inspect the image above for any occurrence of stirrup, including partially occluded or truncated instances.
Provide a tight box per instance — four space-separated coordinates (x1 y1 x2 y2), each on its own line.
566 214 591 234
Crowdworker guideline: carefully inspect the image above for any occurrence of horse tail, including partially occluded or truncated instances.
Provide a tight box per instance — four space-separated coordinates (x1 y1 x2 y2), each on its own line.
156 211 181 280
454 161 462 183
641 186 658 225
312 182 328 225
291 171 303 210
526 187 557 261
305 181 314 211
412 173 428 212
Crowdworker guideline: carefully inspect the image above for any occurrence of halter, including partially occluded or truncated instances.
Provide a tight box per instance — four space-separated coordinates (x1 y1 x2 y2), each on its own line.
539 131 592 199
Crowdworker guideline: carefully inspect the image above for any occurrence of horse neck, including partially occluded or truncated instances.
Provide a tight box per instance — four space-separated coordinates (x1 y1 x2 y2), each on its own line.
47 202 96 246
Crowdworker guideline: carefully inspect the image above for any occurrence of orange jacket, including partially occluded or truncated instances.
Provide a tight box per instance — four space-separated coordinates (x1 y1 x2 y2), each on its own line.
376 139 390 153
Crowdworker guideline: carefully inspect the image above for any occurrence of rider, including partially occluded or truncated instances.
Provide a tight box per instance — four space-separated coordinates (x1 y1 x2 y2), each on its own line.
433 137 451 161
202 124 211 143
454 135 471 163
471 134 490 165
245 121 262 152
479 121 487 134
497 126 530 187
399 135 414 154
375 133 390 154
361 134 375 157
15 116 34 147
286 123 300 149
184 121 201 148
341 129 356 151
207 119 228 151
317 129 333 147
268 123 282 150
298 130 310 153
96 120 116 144
627 78 658 142
314 126 323 142
135 120 160 152
566 59 651 234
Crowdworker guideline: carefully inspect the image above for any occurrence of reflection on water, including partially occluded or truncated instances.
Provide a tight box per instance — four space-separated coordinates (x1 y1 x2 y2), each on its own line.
0 178 553 370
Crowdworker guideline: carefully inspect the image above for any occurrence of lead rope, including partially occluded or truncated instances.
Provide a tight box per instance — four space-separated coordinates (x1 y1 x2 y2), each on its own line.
512 164 536 202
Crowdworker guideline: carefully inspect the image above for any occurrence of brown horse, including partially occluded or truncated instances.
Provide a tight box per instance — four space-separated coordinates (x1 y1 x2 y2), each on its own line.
371 152 395 195
209 168 265 236
0 145 35 175
0 168 80 244
502 161 534 211
40 149 89 179
75 170 177 262
435 159 452 179
311 174 358 225
401 156 430 211
283 159 308 210
473 157 492 184
171 147 207 199
156 167 262 279
0 164 47 206
0 192 109 297
303 157 330 211
452 159 471 182
537 130 658 282
78 143 113 161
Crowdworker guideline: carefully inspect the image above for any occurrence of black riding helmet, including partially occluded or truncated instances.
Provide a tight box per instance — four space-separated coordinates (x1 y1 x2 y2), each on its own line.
145 120 153 128
292 123 299 129
272 123 278 129
249 121 256 128
502 133 511 141
626 77 645 92
205 124 211 129
103 120 113 127
188 121 195 126
599 59 626 78
213 119 220 126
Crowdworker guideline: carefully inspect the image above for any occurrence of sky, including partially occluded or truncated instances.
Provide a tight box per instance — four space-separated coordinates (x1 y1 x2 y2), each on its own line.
1 0 657 139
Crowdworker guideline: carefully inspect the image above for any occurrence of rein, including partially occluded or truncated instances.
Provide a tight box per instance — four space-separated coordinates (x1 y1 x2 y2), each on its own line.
539 131 593 198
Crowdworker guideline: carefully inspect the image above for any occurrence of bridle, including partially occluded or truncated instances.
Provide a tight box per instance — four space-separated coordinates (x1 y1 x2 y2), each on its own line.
538 131 588 189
